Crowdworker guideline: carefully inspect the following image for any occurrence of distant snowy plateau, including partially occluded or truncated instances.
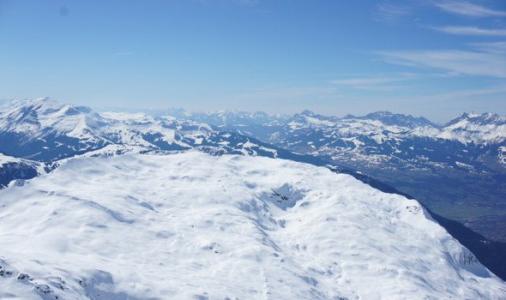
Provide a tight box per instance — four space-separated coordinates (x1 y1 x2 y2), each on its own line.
0 98 506 299
1 152 505 299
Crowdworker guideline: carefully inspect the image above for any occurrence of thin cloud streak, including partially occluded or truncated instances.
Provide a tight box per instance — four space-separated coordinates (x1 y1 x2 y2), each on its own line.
332 77 398 86
433 26 506 36
418 85 506 100
433 0 506 17
330 74 416 91
471 41 506 54
378 49 506 78
375 2 412 22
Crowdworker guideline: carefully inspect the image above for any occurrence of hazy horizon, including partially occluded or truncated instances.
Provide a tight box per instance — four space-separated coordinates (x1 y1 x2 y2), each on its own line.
2 96 503 125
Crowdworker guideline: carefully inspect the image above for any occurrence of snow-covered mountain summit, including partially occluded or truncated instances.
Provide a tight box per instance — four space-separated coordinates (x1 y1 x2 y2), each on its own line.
348 111 436 128
0 152 504 299
441 112 506 144
0 98 107 141
0 153 45 188
446 112 506 127
0 98 110 160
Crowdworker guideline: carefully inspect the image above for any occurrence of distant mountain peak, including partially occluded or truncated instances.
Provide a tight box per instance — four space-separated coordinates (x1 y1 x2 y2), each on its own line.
295 110 338 121
364 110 394 117
446 112 506 127
359 111 436 128
2 98 86 120
11 97 61 109
299 109 318 117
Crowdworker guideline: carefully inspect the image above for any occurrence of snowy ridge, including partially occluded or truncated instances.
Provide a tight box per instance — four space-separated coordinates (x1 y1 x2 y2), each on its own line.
0 152 504 299
0 153 42 172
0 99 280 162
285 111 506 145
0 153 26 166
193 109 506 145
499 146 506 165
0 98 106 141
440 113 506 144
0 153 45 188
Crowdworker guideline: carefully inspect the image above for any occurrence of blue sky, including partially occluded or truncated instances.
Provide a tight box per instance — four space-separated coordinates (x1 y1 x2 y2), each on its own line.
0 0 505 121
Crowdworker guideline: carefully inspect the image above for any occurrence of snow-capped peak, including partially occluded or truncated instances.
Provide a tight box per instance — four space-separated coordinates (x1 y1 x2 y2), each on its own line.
360 111 436 128
447 112 506 127
0 98 106 140
440 112 506 144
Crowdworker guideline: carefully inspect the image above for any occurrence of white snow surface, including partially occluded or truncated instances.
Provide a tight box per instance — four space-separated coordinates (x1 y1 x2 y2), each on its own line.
0 152 504 299
499 146 506 165
0 153 23 166
0 153 43 174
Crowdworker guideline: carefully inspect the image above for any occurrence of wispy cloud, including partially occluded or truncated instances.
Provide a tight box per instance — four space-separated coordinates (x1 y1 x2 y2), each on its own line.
330 74 416 91
372 85 506 103
375 2 412 22
377 49 506 78
433 1 506 17
432 25 506 36
471 41 506 54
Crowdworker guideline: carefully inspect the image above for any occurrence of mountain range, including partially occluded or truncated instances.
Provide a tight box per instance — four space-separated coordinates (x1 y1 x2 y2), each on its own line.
0 99 284 162
0 98 505 298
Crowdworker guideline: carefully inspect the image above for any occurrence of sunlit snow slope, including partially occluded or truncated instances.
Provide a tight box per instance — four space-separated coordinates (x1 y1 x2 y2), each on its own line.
0 152 504 299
